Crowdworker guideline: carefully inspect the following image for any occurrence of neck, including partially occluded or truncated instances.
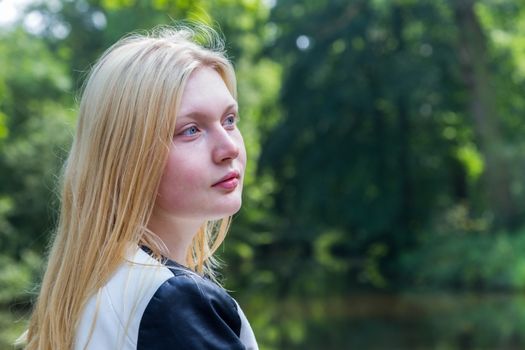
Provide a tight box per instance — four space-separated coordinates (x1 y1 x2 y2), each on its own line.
147 209 203 266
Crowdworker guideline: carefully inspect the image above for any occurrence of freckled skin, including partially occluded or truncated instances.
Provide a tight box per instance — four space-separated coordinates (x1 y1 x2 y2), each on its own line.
153 67 246 222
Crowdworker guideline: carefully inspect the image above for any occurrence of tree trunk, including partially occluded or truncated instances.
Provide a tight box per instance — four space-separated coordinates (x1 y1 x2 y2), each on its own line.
452 0 517 228
392 5 414 247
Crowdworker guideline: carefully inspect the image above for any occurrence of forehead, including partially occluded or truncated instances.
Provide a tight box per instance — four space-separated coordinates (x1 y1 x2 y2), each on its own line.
177 67 236 117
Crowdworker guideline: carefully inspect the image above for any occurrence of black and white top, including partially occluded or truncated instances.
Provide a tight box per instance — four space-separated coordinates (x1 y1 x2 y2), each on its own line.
75 247 258 349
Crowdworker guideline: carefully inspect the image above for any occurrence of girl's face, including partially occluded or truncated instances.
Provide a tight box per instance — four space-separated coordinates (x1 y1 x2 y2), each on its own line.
153 67 246 222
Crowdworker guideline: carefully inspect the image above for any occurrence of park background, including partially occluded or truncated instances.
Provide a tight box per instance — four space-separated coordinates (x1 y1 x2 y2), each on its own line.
2 0 525 349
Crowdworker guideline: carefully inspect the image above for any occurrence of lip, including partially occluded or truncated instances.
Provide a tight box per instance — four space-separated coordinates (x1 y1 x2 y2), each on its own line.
212 170 240 190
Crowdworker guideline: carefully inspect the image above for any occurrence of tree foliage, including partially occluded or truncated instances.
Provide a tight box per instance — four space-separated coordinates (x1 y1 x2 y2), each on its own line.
256 0 525 290
2 0 525 310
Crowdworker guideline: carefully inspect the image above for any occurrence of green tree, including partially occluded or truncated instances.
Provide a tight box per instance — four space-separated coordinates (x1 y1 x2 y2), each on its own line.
0 28 74 258
260 0 504 289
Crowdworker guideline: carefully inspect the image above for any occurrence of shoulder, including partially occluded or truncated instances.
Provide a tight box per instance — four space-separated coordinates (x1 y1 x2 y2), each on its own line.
75 248 174 350
150 270 239 317
76 248 256 350
137 272 245 349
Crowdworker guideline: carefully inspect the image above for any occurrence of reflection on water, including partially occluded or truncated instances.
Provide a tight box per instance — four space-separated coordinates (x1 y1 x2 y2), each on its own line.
244 293 525 350
2 293 525 350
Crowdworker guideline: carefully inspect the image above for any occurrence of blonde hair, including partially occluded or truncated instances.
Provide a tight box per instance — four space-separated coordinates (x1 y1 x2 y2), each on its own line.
24 24 237 350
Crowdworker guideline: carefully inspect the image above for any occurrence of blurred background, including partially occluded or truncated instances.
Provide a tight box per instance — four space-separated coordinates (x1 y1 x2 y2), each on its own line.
2 0 525 349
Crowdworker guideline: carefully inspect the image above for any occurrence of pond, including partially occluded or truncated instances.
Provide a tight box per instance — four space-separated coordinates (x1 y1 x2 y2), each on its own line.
2 292 525 349
242 292 525 350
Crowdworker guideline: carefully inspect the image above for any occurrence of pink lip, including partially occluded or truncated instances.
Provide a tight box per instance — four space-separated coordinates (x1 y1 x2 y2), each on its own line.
212 170 240 190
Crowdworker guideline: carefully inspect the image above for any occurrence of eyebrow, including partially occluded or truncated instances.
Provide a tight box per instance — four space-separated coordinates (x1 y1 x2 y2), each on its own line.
177 103 238 121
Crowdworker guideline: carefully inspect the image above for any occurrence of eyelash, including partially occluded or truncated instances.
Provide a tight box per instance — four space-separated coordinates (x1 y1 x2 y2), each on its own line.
177 114 239 137
223 114 238 128
181 125 199 136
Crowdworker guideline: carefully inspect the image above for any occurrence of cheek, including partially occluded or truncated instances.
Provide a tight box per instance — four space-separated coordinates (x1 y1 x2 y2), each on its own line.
157 153 202 205
236 133 248 169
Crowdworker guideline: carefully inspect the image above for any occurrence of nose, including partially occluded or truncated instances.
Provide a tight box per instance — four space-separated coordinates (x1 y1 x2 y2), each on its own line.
212 129 240 164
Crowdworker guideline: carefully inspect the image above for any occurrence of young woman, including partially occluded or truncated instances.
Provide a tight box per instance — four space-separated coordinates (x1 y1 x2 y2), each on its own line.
24 25 258 349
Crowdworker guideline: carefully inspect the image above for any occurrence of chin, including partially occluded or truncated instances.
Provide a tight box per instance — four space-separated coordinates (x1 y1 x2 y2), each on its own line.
209 200 242 220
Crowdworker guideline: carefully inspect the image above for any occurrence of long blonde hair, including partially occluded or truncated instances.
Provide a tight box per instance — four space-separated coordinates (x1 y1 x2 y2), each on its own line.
25 25 237 350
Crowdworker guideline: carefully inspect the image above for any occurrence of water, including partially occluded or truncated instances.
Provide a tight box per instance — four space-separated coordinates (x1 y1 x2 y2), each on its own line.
3 293 525 349
244 292 525 350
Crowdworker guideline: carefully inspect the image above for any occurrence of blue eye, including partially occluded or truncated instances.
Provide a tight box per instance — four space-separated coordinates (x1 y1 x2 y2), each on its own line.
181 126 199 136
224 115 237 127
